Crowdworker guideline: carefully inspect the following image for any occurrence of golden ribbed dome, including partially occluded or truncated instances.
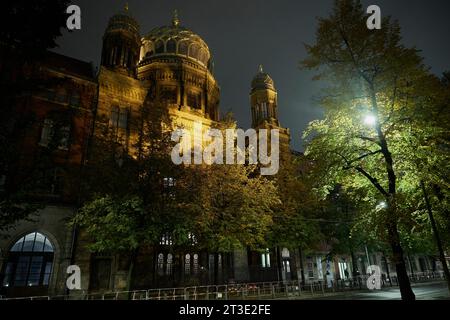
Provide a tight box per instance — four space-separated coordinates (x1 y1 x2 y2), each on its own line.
140 10 211 68
251 65 275 92
105 4 140 36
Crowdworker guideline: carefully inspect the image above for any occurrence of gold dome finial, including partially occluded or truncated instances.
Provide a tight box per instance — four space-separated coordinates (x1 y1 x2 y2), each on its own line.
124 2 129 12
258 64 264 73
172 9 180 27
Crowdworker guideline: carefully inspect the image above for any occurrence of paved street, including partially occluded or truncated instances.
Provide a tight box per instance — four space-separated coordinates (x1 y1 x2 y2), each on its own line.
301 281 450 300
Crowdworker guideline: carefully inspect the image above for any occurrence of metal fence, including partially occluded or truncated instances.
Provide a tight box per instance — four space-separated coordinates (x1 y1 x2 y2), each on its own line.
1 271 445 301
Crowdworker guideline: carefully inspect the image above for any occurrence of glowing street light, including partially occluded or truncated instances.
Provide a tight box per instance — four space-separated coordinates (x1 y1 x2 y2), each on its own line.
364 114 377 126
376 201 388 211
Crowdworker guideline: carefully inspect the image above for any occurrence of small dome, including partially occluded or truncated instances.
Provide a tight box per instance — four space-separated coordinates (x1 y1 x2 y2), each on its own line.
251 65 275 91
140 10 211 68
106 4 140 35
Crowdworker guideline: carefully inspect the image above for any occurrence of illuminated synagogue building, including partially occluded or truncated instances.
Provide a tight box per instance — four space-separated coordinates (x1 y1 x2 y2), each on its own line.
0 7 439 298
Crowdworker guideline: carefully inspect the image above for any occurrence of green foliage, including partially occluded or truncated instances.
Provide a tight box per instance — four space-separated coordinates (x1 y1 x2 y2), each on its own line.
301 0 449 256
185 164 280 253
74 110 283 257
267 155 322 250
72 196 150 252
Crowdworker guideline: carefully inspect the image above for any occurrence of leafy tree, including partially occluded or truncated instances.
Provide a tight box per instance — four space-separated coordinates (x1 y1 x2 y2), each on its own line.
73 109 282 288
265 153 322 284
0 0 71 234
73 102 190 291
187 164 279 253
300 0 448 300
181 117 282 283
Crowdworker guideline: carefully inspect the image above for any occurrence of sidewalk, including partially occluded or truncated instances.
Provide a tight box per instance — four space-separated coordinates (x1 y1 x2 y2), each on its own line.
281 281 450 300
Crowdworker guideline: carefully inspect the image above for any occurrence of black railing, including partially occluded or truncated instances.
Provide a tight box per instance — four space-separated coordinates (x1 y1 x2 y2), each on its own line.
0 271 445 301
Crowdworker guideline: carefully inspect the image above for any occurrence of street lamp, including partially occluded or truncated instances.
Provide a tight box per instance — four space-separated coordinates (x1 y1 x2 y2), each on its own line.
376 201 388 211
364 114 377 126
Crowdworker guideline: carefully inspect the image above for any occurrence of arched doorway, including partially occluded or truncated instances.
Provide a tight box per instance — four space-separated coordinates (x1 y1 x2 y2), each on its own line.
1 232 54 297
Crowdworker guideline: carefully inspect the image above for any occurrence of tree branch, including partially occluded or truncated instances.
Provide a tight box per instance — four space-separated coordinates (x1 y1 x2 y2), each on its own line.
336 151 388 197
353 166 389 197
346 150 382 166
356 135 381 146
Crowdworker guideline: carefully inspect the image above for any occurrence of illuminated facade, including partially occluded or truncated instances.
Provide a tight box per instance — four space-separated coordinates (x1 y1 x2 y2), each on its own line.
95 7 221 159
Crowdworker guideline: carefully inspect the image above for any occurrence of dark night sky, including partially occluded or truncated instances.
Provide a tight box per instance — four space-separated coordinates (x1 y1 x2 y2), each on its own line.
54 0 450 151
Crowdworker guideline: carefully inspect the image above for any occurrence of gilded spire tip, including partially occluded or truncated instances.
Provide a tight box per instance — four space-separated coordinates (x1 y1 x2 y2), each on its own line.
172 9 180 27
124 2 129 12
258 64 264 73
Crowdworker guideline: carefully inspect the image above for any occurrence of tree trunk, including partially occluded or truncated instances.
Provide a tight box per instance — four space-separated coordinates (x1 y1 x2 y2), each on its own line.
214 252 219 285
387 218 415 300
421 180 450 293
382 252 392 286
126 247 139 299
350 249 358 278
368 85 415 300
298 247 306 285
348 234 358 277
276 247 283 282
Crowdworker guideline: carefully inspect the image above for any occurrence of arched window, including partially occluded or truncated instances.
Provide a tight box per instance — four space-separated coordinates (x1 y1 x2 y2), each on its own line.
261 249 271 268
109 106 119 128
193 254 199 275
283 260 291 273
159 233 173 246
155 40 164 54
69 91 80 107
184 254 191 275
166 39 176 53
187 233 197 246
189 44 199 60
2 232 54 288
178 41 188 55
166 254 173 275
198 49 208 65
157 253 164 276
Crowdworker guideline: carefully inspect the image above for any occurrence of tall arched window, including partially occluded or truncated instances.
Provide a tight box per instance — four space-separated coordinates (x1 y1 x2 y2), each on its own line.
189 44 199 60
184 254 191 275
157 253 164 276
2 232 54 288
155 40 164 54
198 49 208 65
261 249 271 268
178 41 188 55
166 254 173 275
166 39 176 53
193 254 199 275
